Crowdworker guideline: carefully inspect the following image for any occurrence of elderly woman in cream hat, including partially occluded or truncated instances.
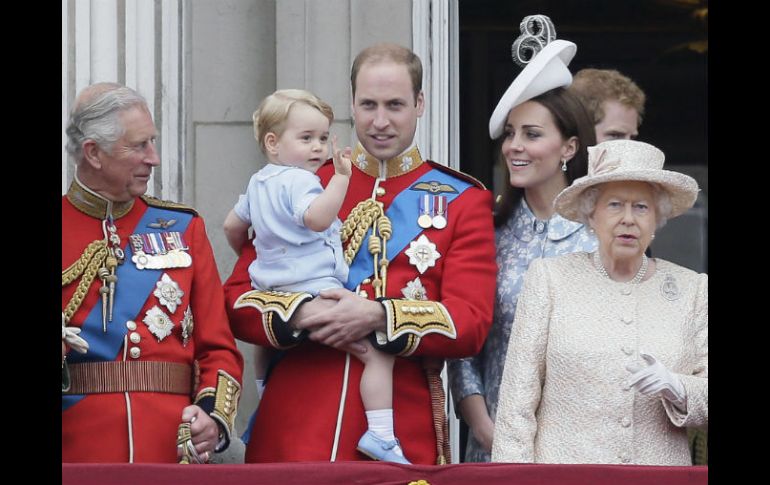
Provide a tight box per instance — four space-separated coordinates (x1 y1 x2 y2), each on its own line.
491 139 707 465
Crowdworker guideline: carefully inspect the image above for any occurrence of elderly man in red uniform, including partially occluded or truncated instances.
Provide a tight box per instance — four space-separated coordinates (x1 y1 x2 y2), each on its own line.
62 83 243 463
224 43 496 464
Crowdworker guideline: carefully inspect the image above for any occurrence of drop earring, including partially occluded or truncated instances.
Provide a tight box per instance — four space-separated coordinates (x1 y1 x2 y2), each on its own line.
561 158 568 172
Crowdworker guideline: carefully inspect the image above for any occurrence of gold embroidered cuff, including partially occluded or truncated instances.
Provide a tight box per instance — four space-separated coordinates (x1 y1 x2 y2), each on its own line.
210 370 240 450
234 290 313 322
381 299 456 356
234 290 313 349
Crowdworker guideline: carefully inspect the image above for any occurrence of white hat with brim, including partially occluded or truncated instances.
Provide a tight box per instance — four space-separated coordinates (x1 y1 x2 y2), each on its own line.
488 39 577 139
554 140 700 223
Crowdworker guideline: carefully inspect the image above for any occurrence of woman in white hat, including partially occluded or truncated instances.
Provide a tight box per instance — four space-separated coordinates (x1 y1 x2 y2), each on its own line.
448 15 597 463
491 139 708 465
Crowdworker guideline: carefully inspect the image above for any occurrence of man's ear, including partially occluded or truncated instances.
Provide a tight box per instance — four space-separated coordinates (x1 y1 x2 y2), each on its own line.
415 90 425 117
82 140 102 169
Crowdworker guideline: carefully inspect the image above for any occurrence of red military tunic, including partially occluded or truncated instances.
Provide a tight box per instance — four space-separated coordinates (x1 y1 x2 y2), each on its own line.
224 145 496 464
62 180 243 463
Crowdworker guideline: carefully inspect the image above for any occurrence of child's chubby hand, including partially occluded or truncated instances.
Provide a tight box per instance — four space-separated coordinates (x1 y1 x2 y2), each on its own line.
331 135 352 177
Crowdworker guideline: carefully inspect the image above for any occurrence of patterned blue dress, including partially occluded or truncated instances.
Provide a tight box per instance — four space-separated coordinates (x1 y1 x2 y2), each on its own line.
447 198 597 462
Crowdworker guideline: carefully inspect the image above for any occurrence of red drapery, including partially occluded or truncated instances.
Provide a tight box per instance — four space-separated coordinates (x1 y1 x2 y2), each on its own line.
63 462 707 485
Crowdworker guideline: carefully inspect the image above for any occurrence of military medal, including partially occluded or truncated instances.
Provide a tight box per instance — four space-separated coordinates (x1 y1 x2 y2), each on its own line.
130 231 192 270
143 305 175 342
401 277 428 300
432 195 447 229
405 234 441 274
417 194 433 228
154 273 185 313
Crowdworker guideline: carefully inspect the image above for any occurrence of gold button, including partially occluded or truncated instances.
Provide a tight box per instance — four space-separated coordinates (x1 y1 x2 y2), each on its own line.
376 187 386 197
129 347 141 359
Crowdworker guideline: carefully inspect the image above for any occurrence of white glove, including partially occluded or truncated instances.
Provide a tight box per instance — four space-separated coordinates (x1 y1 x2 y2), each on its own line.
62 313 89 354
625 352 686 411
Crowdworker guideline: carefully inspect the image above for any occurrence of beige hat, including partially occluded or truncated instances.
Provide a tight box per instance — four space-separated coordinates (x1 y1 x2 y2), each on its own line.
489 15 576 139
554 140 700 222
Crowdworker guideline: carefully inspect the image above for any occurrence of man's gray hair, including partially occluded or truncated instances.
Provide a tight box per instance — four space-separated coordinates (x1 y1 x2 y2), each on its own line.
575 182 673 229
65 83 149 162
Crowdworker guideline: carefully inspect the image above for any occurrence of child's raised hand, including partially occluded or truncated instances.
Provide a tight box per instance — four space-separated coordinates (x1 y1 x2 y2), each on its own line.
331 135 352 177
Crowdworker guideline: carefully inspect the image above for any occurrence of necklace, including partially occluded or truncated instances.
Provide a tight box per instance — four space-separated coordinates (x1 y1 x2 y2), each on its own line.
593 252 648 284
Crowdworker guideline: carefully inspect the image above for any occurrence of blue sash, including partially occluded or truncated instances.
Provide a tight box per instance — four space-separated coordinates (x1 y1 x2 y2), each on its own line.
62 206 193 411
345 169 472 289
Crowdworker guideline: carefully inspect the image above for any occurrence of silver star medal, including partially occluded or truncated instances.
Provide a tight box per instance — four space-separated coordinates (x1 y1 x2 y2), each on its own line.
401 277 428 300
405 234 441 274
143 305 175 342
181 306 194 347
154 273 185 313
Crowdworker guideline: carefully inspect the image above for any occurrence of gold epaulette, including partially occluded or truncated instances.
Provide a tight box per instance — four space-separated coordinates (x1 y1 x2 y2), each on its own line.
425 160 487 190
141 195 199 216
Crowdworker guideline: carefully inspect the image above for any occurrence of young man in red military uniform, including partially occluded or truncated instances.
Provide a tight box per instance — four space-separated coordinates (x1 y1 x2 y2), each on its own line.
62 83 243 463
224 43 496 464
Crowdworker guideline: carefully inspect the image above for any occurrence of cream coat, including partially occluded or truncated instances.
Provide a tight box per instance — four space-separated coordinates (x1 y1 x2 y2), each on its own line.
492 252 708 465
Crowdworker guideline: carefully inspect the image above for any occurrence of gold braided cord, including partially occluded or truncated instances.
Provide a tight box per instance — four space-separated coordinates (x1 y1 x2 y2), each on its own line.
61 240 107 285
340 199 393 297
62 240 109 323
341 199 384 265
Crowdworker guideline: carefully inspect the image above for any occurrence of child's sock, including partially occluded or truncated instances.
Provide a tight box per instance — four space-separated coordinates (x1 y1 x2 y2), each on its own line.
365 408 396 442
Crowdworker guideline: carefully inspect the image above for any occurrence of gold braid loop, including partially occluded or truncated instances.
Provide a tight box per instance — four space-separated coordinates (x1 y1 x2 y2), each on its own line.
376 215 392 297
378 216 392 240
367 233 381 255
62 240 109 323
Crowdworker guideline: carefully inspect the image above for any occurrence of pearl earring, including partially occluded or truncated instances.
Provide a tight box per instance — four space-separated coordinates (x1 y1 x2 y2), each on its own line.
561 159 568 172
